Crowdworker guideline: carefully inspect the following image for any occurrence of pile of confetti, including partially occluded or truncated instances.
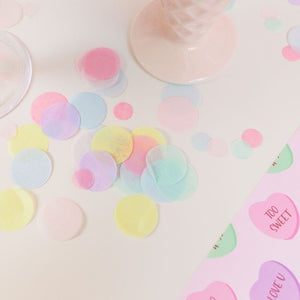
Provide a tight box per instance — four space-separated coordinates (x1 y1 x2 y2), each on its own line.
0 43 264 243
0 47 200 240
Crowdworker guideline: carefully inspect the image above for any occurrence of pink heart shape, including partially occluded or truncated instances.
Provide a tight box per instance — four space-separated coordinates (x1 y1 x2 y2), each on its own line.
249 193 299 240
250 261 300 300
187 281 237 300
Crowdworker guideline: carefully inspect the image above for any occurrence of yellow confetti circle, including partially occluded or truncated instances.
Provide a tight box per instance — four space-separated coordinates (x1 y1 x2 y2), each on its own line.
92 126 133 164
8 124 49 156
114 194 158 238
132 126 166 145
0 188 35 231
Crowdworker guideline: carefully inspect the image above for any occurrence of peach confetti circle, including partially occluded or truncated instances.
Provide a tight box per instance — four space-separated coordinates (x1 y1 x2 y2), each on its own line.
37 198 84 241
158 97 198 132
0 0 23 29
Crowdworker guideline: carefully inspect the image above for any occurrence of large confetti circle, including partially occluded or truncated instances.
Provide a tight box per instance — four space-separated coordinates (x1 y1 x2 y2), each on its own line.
79 47 120 81
0 188 35 231
146 145 187 187
37 198 84 241
157 97 198 132
92 126 133 164
79 151 118 191
141 165 198 203
31 92 68 124
10 148 52 189
70 92 107 129
114 194 158 238
8 124 49 156
124 135 158 176
41 102 81 140
0 0 23 29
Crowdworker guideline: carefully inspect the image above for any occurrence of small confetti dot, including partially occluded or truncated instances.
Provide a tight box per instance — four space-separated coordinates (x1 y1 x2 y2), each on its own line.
208 139 228 158
113 102 133 120
264 18 283 32
241 129 263 148
192 133 212 152
231 139 253 159
282 46 300 62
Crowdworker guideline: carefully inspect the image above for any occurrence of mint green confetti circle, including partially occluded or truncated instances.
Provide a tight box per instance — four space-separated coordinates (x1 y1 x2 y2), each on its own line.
264 18 283 32
231 139 253 159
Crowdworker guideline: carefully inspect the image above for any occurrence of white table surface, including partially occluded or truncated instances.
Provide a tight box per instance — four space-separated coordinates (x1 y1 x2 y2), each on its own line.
0 0 300 299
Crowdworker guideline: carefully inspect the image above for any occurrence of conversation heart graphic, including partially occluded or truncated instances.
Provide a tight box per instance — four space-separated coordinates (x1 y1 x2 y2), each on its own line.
249 193 299 240
250 261 300 300
207 224 237 258
187 281 237 300
268 145 294 173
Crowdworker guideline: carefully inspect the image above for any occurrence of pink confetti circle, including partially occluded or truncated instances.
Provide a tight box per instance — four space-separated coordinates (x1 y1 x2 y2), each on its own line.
31 92 68 124
79 47 120 81
124 135 158 176
37 198 84 241
0 121 17 140
158 97 198 132
0 0 23 29
72 169 94 189
113 102 133 120
282 46 300 62
208 139 228 157
241 128 263 148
